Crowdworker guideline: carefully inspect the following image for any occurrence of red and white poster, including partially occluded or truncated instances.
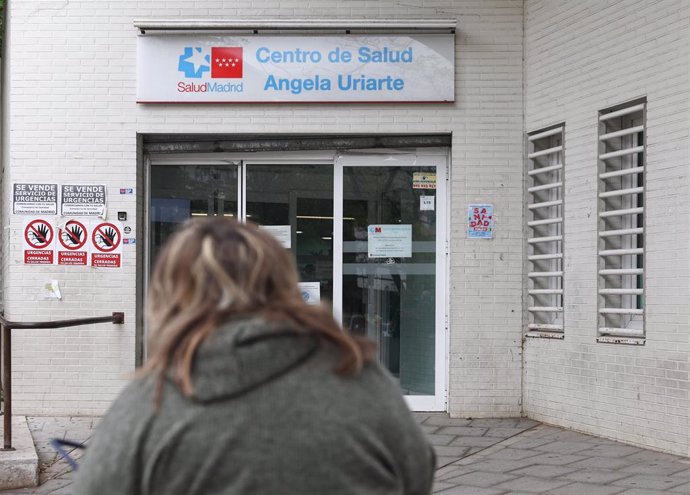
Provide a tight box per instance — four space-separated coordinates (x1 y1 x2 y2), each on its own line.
90 221 122 268
23 218 55 264
57 219 89 266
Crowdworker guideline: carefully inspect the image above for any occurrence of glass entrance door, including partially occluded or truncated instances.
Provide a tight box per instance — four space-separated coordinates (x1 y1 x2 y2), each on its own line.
150 160 334 303
150 163 240 265
335 153 447 411
148 152 447 411
244 163 334 302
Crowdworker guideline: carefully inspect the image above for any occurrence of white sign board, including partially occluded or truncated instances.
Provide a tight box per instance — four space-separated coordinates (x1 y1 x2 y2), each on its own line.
420 196 435 211
14 184 58 215
137 35 454 103
368 224 412 258
61 185 107 217
260 225 292 249
298 282 321 305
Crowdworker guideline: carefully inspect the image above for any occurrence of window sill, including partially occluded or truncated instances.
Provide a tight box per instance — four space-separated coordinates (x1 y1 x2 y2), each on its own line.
525 331 564 340
597 336 645 345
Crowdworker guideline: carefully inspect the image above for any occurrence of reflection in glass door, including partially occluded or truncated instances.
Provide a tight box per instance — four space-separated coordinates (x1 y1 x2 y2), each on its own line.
343 166 436 394
150 164 239 267
245 164 334 303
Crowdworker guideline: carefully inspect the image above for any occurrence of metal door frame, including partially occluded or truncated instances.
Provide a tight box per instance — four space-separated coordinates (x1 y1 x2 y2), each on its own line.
146 148 448 411
335 150 448 411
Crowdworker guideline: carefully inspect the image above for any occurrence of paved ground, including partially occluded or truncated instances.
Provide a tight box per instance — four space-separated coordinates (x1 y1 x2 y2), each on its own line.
0 417 97 494
1 414 689 494
421 415 690 495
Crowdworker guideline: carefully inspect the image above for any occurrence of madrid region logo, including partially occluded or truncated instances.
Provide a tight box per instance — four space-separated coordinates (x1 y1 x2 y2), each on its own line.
178 47 244 94
178 47 243 78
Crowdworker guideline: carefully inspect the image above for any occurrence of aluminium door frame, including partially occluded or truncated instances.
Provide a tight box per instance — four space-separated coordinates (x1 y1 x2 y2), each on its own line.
146 149 449 412
145 155 244 361
335 150 449 411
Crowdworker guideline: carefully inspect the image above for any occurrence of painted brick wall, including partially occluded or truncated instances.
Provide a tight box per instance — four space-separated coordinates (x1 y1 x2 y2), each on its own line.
3 1 524 416
524 0 690 456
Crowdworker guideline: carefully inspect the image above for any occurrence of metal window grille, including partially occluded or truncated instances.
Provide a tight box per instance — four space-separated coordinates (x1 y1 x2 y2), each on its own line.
526 125 565 336
597 100 645 341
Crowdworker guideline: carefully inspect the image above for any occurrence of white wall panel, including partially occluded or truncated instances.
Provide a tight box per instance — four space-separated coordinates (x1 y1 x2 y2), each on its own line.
524 0 690 456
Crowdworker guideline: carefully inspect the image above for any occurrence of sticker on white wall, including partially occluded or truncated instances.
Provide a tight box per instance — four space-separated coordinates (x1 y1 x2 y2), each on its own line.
43 280 62 300
90 221 123 268
13 183 58 215
467 204 494 239
23 218 56 264
57 219 89 266
61 185 106 217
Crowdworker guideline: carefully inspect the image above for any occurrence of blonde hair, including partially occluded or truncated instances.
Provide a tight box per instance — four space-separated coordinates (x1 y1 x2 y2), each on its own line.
144 218 373 402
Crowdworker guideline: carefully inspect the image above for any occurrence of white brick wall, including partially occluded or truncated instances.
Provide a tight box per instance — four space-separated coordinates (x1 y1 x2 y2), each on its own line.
3 1 524 417
524 0 690 456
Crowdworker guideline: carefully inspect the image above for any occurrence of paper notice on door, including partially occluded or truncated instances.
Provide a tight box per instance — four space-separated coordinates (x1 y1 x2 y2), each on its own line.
367 224 412 258
412 172 436 189
420 196 435 211
260 225 291 248
298 282 321 304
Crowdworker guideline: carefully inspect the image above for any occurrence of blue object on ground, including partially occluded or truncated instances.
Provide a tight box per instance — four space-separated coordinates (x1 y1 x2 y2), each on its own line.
50 438 86 472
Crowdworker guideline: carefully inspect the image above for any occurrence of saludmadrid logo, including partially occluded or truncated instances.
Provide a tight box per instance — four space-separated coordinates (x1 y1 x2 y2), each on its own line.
177 46 244 93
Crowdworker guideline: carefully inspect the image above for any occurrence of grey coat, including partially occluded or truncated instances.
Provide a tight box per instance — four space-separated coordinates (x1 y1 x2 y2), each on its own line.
73 318 436 495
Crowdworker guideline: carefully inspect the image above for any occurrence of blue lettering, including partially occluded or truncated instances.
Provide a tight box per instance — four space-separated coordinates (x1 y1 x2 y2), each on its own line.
256 47 270 63
264 74 281 91
256 47 323 64
264 75 331 94
338 74 404 91
357 47 413 63
208 82 244 93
